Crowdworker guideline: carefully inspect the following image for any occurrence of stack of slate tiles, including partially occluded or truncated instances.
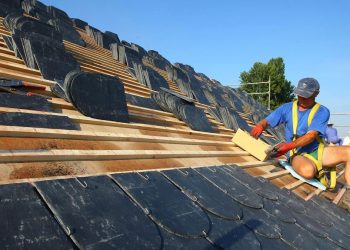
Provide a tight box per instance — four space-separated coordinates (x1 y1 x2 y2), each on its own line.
151 89 214 132
110 43 169 91
1 165 349 249
63 71 129 123
3 11 80 94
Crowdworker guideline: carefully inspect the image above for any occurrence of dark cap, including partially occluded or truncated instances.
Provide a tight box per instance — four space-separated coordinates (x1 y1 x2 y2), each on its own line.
293 78 320 98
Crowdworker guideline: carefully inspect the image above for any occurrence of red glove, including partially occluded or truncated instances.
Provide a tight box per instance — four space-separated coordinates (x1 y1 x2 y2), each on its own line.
271 142 297 158
250 124 264 138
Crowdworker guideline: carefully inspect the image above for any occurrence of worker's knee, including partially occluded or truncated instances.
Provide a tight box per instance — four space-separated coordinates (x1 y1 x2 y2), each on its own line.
337 146 350 162
292 156 316 179
297 168 315 179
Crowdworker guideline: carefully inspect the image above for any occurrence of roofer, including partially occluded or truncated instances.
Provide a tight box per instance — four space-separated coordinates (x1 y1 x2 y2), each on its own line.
325 121 343 145
250 77 350 189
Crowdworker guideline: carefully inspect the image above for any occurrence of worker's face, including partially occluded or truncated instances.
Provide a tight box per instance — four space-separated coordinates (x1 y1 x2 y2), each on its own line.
297 92 318 109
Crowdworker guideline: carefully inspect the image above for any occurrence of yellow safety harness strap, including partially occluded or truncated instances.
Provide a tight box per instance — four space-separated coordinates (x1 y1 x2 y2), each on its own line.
291 101 336 188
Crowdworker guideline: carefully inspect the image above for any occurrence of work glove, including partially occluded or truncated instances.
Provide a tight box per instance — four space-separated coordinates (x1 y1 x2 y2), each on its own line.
250 124 264 138
270 141 297 158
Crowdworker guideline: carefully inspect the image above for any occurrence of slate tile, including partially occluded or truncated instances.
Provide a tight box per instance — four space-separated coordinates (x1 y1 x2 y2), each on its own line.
0 183 75 249
111 172 210 238
34 176 161 249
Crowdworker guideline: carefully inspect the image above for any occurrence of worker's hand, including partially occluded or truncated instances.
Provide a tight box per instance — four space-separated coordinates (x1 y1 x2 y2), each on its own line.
271 141 297 158
250 124 264 138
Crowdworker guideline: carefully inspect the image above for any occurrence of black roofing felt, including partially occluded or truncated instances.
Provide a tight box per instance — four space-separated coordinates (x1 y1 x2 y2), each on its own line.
1 165 349 249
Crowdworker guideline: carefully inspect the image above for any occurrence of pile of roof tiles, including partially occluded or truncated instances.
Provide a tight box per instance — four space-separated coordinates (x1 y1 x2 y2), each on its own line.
152 89 214 132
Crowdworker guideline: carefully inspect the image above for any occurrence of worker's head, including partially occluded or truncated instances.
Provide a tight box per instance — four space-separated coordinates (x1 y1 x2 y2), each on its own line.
294 78 320 108
294 78 320 98
327 121 334 127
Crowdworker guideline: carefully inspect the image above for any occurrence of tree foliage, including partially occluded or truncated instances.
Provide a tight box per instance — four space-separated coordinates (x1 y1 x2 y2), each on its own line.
239 57 294 110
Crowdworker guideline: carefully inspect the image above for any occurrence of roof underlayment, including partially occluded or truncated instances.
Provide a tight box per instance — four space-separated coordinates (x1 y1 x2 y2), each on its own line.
0 0 349 249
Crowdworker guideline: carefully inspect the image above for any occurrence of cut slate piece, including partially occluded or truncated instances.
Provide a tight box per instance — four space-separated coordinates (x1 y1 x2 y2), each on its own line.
111 171 210 238
64 71 129 123
161 228 215 250
194 166 263 209
0 92 55 112
0 112 80 130
223 165 279 201
35 176 161 249
161 168 242 220
207 214 261 250
241 205 282 239
71 18 87 30
48 18 85 46
0 183 74 249
125 94 162 111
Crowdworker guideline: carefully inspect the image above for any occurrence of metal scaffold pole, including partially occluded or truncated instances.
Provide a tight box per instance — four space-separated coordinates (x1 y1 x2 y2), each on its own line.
226 77 271 110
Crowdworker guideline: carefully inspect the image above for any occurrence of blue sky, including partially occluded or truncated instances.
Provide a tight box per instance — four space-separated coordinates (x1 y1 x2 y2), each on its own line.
42 0 350 137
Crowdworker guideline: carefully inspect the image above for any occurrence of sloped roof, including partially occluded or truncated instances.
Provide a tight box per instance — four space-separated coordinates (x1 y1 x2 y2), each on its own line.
0 0 349 249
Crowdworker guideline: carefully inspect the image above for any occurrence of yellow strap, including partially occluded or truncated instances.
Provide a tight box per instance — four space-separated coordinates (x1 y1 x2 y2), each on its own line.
291 101 335 188
308 103 321 126
291 101 298 157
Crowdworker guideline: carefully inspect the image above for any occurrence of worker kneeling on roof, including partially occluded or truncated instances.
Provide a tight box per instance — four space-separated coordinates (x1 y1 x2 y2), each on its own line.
250 77 350 189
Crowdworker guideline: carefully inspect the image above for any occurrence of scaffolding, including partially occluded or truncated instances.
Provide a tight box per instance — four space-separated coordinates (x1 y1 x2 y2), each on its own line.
227 77 271 110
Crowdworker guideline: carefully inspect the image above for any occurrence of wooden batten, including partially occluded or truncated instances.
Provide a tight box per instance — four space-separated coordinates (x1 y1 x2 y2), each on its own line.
0 149 249 163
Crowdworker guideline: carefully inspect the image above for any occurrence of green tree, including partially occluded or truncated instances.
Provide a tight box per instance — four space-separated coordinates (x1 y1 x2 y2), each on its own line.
239 57 294 110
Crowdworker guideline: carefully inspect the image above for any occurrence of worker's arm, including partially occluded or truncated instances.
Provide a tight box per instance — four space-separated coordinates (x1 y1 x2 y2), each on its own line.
273 130 319 157
250 119 269 138
293 130 319 148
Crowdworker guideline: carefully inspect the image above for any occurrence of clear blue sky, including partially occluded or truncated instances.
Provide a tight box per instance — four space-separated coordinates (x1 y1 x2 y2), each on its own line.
42 0 350 137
